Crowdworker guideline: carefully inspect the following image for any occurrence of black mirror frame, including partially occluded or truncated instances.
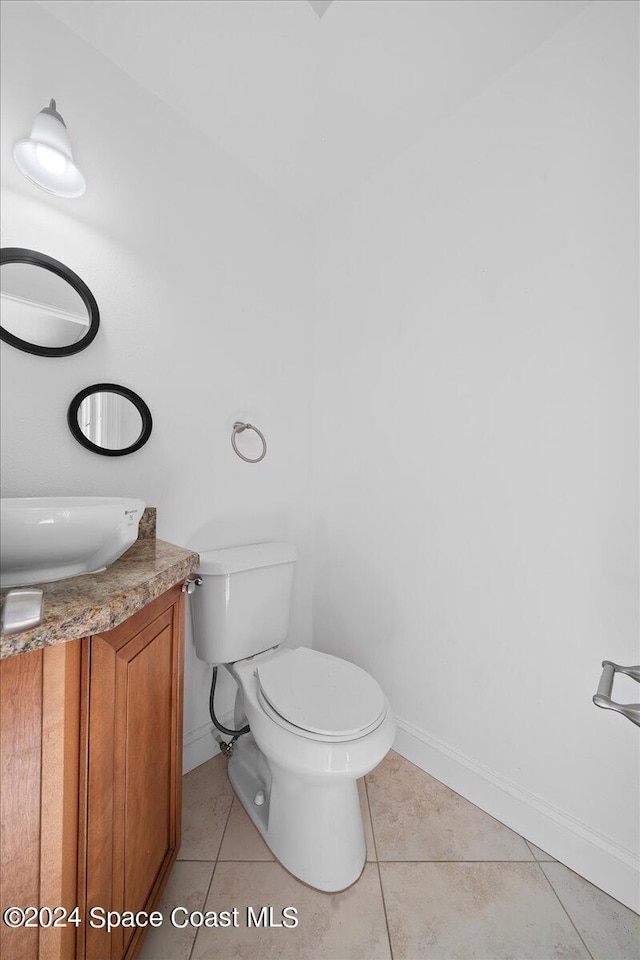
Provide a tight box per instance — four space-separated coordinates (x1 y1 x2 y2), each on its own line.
0 247 100 357
67 383 153 457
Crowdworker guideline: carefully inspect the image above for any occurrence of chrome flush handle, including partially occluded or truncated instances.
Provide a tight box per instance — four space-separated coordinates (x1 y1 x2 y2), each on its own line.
182 577 203 595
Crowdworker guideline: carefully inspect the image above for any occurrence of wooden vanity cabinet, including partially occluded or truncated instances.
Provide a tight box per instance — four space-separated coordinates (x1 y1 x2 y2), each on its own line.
0 583 186 960
81 584 185 960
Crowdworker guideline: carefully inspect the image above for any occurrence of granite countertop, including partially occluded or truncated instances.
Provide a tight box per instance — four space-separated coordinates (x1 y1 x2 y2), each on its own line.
0 536 200 660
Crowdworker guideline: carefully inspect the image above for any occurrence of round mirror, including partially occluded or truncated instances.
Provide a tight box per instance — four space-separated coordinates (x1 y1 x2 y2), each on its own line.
1 248 99 357
67 384 153 457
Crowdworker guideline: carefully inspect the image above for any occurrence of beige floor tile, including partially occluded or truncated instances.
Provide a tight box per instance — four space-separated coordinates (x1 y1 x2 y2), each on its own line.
380 861 589 960
191 861 391 960
366 751 532 861
525 839 557 861
139 860 214 960
177 755 234 861
218 796 274 860
358 778 376 861
542 862 640 960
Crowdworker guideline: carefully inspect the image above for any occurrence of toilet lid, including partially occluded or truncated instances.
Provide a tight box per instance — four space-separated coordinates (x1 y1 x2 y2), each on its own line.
257 647 386 738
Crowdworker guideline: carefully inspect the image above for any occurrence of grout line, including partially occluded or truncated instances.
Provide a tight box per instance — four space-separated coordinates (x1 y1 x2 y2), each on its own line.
363 777 380 861
176 856 228 862
536 862 594 960
215 785 236 863
370 858 547 863
174 858 217 862
523 837 555 861
186 772 235 960
187 859 220 960
364 778 394 960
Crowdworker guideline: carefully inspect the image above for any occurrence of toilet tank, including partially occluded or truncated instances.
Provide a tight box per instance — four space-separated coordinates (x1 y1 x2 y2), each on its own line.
191 542 297 664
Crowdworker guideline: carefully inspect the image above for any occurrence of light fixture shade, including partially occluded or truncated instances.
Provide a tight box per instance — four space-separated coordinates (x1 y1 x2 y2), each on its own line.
13 100 86 198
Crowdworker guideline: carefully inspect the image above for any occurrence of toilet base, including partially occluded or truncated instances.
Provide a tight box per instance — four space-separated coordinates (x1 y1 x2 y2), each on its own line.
227 733 366 892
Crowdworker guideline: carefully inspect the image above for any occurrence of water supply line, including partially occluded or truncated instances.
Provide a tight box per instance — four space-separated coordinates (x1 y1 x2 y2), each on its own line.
209 666 250 756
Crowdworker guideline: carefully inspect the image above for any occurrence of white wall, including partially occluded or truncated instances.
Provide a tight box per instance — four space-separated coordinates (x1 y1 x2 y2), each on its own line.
314 0 639 910
0 0 314 766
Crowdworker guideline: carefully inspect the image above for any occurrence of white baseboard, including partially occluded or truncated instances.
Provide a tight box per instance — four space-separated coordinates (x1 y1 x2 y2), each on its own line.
394 715 640 915
182 711 234 775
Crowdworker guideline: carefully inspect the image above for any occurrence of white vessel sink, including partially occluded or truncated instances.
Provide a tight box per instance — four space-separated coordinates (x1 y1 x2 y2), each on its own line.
0 497 146 588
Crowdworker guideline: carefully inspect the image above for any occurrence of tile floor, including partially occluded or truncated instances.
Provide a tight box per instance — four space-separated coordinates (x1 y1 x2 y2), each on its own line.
140 750 640 960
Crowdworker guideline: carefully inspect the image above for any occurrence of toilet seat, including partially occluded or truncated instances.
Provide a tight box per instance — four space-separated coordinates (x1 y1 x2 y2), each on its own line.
256 647 386 742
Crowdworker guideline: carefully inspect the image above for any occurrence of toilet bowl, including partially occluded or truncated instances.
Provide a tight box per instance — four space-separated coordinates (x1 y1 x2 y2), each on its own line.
227 646 395 890
191 543 395 891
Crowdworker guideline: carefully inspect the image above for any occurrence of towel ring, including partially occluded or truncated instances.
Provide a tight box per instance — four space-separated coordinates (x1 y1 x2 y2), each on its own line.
231 421 267 463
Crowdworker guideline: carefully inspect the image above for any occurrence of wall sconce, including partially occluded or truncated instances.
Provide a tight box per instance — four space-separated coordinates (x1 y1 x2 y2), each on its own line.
13 99 86 198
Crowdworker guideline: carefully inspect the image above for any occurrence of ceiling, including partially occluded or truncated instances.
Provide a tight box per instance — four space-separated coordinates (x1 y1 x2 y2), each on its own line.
308 0 334 17
38 0 590 214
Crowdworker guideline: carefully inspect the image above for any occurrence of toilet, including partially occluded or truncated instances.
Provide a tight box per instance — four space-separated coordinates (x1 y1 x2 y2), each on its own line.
191 542 395 892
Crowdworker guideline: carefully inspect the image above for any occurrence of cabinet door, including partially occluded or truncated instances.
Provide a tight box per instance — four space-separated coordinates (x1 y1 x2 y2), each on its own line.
81 587 184 960
0 641 82 960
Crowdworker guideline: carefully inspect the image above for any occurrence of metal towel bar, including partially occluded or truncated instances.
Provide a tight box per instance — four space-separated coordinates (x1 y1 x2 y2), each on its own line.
593 661 640 727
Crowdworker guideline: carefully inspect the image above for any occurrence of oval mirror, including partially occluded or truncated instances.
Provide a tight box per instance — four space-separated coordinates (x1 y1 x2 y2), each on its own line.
67 384 153 457
1 248 99 357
